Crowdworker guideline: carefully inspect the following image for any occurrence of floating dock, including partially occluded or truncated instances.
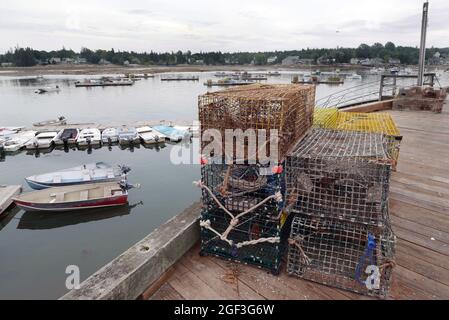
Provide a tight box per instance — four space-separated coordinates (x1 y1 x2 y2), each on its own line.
62 100 449 300
0 185 21 216
161 76 199 81
74 81 134 87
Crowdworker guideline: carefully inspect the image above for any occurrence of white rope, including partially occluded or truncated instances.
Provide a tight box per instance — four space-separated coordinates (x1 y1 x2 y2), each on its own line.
195 179 283 249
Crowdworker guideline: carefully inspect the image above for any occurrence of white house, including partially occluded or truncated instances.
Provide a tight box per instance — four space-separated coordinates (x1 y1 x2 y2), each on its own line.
267 56 277 64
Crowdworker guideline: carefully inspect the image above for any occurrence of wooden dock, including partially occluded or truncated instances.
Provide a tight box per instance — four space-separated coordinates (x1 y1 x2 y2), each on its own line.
148 106 449 300
0 185 21 216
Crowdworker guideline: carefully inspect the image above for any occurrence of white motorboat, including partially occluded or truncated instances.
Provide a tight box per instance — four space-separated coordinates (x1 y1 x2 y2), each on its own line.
136 126 161 144
53 128 79 145
101 128 119 144
77 128 102 146
3 131 37 152
25 162 128 190
33 116 66 127
35 86 60 94
117 127 140 145
152 125 190 142
25 131 58 149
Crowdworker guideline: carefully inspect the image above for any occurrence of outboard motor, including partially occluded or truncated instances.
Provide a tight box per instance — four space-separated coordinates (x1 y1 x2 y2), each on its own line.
119 179 140 191
119 165 132 175
62 137 69 152
0 143 5 161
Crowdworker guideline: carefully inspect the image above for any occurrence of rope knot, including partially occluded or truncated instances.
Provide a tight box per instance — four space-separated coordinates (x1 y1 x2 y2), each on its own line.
193 180 203 188
274 191 283 203
230 218 239 227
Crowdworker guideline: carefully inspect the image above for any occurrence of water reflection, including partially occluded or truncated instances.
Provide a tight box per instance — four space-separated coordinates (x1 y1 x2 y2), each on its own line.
17 201 143 230
0 206 20 231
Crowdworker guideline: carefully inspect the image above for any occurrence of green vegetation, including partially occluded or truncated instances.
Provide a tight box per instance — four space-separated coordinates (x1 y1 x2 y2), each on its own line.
1 43 448 67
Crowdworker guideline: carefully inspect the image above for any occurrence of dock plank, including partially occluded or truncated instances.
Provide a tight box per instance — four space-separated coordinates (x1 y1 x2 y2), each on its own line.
0 185 21 216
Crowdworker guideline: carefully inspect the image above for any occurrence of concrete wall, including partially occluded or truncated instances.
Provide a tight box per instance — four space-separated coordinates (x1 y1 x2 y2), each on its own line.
61 202 201 300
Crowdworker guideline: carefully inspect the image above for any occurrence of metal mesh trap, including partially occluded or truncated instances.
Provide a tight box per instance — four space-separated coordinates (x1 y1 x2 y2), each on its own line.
198 162 291 273
199 84 316 162
287 213 396 297
286 129 392 227
313 108 402 168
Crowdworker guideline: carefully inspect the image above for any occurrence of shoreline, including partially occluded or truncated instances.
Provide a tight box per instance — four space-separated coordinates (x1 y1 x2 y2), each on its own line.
0 64 369 77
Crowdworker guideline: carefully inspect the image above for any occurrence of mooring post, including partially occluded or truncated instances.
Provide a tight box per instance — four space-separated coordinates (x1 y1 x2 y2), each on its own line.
379 75 385 101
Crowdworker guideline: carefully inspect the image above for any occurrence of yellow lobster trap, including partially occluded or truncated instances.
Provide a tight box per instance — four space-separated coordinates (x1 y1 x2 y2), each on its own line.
314 108 402 169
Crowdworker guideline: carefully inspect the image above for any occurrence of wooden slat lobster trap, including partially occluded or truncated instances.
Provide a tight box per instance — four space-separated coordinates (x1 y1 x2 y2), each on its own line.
197 161 291 274
199 84 316 163
285 129 393 227
287 213 396 298
313 108 402 169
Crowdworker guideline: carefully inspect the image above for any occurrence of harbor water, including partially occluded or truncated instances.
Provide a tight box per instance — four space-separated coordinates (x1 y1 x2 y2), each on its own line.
0 70 425 299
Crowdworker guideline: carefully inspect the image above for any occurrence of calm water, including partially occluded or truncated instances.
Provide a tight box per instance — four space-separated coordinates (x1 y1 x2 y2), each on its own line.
0 70 388 299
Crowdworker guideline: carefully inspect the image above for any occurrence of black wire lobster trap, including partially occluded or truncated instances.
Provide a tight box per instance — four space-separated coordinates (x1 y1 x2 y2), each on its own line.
198 161 292 274
287 213 396 297
286 129 393 227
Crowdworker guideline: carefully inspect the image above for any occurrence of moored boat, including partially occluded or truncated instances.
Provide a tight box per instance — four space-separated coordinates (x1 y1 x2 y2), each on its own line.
117 127 140 145
33 116 66 127
25 131 58 149
53 128 79 145
136 126 161 144
77 128 102 146
101 128 119 144
152 125 190 142
25 162 128 190
13 181 135 212
3 131 37 152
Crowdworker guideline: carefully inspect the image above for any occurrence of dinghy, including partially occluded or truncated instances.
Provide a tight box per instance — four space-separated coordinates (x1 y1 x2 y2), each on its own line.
152 125 190 142
117 127 140 145
25 131 58 149
101 128 119 144
33 116 66 127
3 131 37 152
13 181 136 212
25 162 129 190
34 86 60 94
77 128 101 146
53 128 79 145
136 126 161 144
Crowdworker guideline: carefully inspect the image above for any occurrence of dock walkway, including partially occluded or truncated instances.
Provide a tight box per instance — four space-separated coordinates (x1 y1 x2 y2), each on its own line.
0 185 21 216
149 105 449 300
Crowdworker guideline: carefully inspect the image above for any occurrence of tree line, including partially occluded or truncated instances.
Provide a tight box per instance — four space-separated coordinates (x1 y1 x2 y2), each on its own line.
1 43 448 67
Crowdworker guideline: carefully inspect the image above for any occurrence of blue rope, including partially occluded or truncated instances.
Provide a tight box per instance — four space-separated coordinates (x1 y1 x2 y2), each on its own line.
355 233 376 284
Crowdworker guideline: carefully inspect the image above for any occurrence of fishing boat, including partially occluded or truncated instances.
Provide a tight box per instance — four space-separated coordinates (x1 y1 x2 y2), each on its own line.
3 130 37 152
75 79 134 87
13 181 137 212
136 126 161 144
152 125 190 142
101 128 119 144
25 162 128 190
34 86 60 94
53 128 79 145
204 78 256 87
117 127 140 145
33 116 66 127
77 128 102 146
346 73 362 80
25 131 58 149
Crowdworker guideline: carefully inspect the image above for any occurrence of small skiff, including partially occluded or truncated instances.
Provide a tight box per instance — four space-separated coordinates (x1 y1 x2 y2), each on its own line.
117 127 140 145
25 162 127 190
13 181 129 212
25 131 58 149
3 131 37 152
101 128 119 144
152 125 190 142
77 128 102 146
53 128 79 145
136 126 161 144
33 116 66 127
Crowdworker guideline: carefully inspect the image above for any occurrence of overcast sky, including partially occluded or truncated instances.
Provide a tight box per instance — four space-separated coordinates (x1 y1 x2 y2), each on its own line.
0 0 448 53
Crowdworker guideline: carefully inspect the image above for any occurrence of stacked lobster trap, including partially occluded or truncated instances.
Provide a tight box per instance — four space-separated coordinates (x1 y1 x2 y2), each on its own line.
285 129 396 297
197 84 316 274
313 108 402 169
